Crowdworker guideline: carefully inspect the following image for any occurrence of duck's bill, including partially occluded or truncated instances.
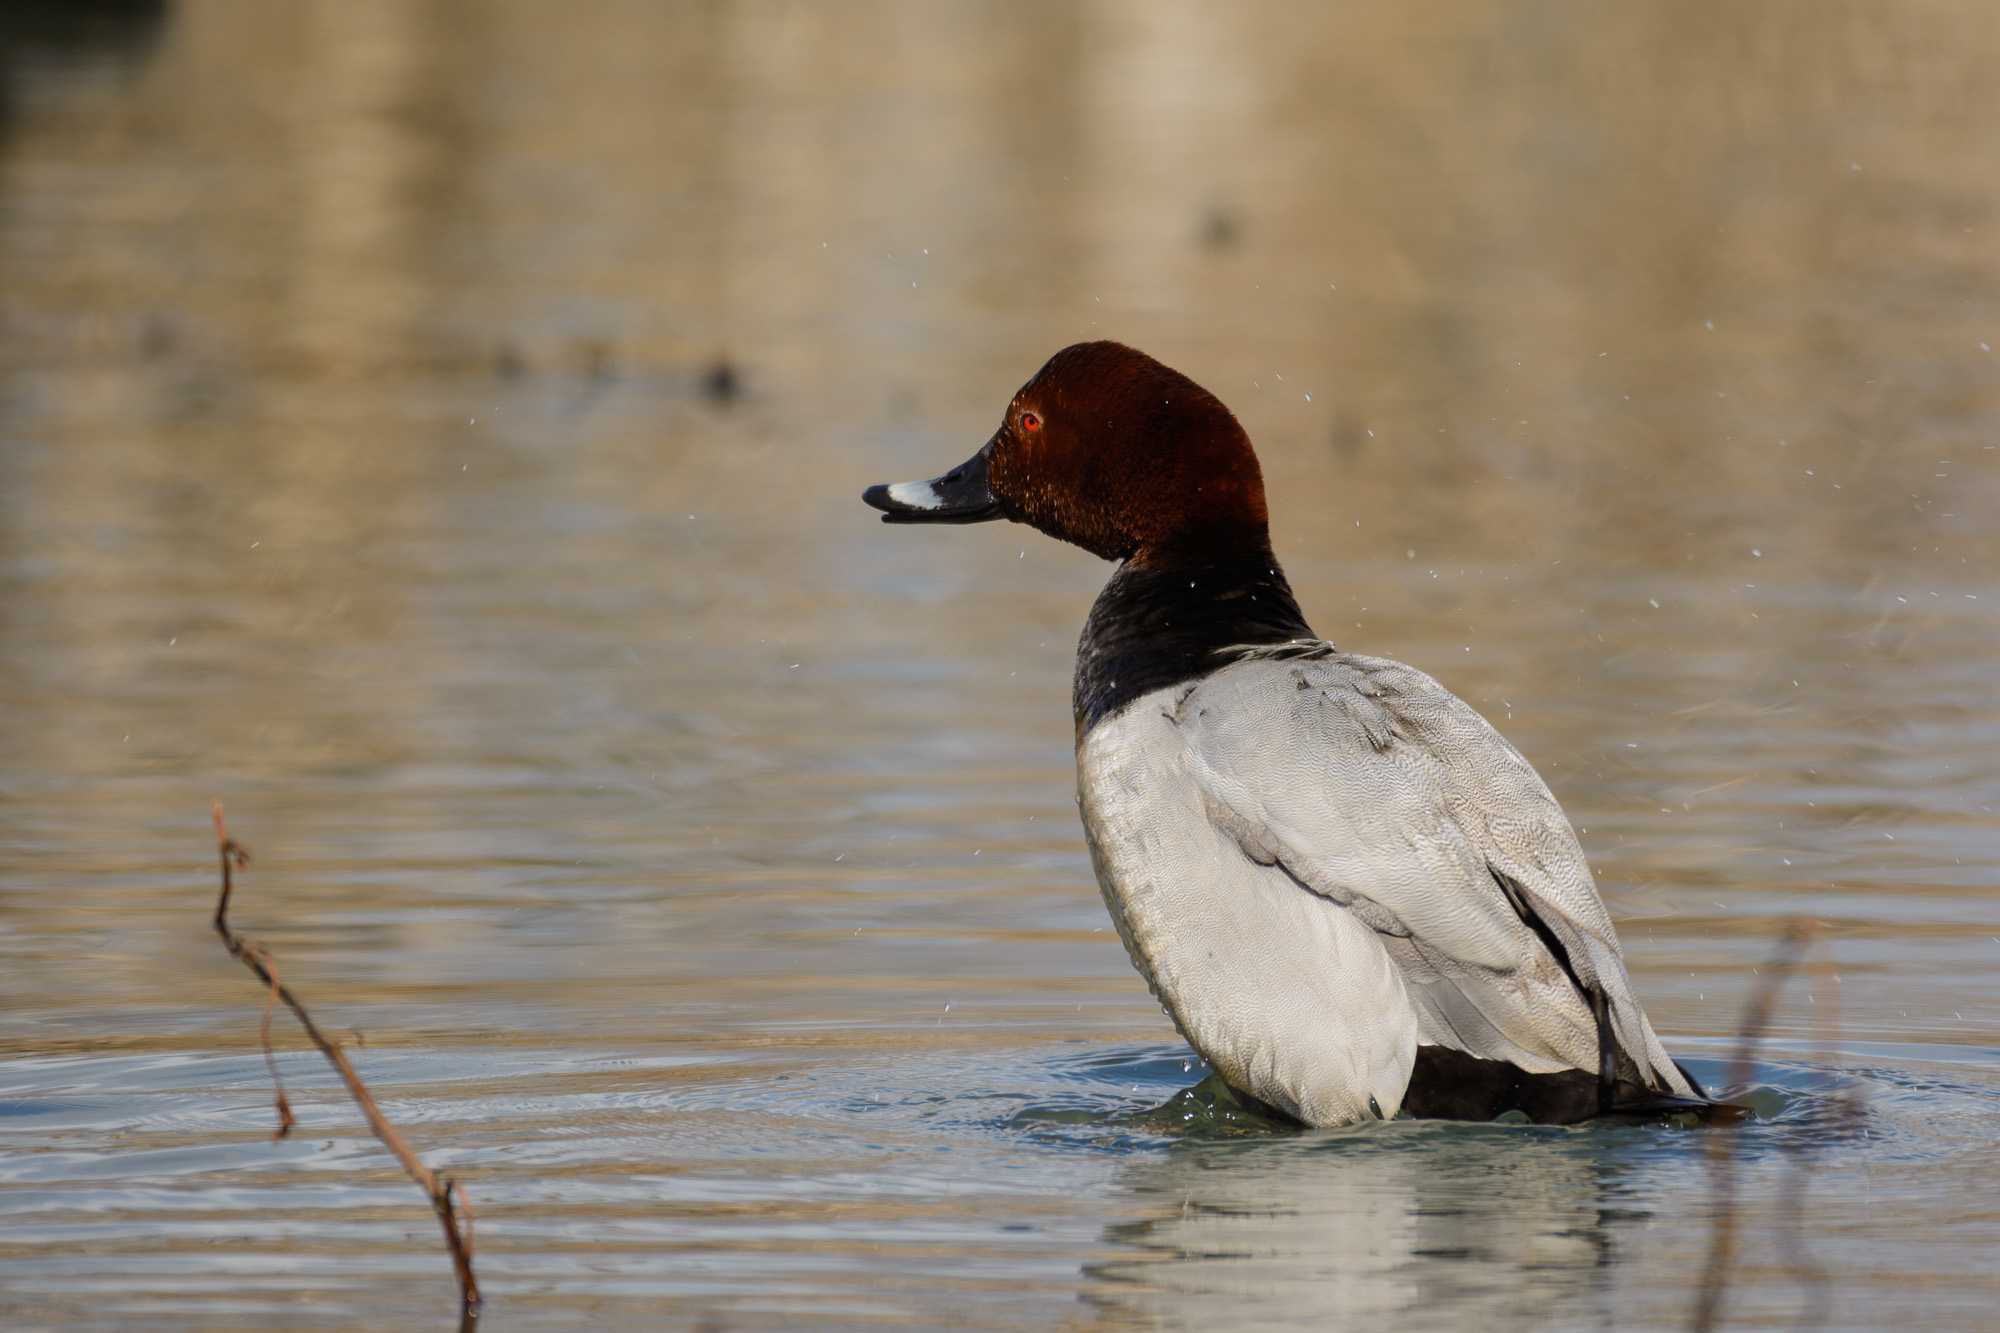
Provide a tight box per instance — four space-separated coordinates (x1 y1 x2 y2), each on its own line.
862 442 1004 524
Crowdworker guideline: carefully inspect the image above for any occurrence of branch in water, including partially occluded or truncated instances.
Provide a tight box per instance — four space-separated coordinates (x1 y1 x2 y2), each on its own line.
1691 918 1862 1332
208 802 481 1324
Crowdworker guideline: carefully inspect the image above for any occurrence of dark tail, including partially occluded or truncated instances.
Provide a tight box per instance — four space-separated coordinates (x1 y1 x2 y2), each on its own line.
1402 1046 1750 1125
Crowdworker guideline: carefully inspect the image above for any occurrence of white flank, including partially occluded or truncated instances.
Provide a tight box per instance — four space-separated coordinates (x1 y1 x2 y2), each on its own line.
1077 686 1419 1125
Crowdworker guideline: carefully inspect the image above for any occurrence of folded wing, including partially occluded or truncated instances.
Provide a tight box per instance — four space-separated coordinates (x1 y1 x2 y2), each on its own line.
1174 644 1693 1098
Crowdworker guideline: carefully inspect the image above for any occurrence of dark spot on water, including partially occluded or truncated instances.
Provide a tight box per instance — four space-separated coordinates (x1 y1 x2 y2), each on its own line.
701 358 742 404
0 0 170 134
139 312 176 360
578 338 616 382
1199 207 1241 251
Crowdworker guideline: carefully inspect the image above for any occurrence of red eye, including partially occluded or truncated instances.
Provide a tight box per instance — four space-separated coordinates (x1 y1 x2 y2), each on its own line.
1020 411 1042 433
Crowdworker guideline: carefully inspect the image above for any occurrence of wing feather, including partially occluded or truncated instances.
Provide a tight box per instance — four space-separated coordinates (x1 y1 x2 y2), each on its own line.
1175 647 1692 1097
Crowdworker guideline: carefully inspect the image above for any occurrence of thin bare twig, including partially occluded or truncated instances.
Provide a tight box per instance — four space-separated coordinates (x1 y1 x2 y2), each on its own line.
208 802 480 1323
1771 929 1865 1329
454 1178 476 1256
256 948 297 1138
1691 917 1845 1332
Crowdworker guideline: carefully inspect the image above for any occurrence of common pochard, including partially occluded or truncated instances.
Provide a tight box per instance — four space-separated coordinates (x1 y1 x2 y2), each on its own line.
863 341 1710 1127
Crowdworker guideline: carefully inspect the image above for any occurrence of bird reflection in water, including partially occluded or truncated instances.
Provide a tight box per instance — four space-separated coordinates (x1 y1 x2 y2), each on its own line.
1084 1121 1649 1329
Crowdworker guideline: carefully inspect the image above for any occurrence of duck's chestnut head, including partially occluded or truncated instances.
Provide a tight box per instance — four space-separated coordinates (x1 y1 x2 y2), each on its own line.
863 341 1271 564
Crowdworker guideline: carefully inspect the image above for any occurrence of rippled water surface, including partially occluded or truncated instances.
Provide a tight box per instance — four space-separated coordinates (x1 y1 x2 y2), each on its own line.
2 3 1997 1328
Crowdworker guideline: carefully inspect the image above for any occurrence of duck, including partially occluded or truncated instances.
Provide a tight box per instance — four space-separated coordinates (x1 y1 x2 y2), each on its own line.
862 341 1715 1127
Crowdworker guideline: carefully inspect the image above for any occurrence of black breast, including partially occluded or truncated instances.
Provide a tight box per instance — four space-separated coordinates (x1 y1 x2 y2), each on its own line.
1073 552 1317 733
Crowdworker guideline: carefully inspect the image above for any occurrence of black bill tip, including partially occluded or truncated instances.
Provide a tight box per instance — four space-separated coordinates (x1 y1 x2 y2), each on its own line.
861 443 1004 525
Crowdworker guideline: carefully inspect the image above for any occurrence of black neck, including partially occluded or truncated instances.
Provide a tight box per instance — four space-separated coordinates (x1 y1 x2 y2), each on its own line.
1073 549 1317 734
